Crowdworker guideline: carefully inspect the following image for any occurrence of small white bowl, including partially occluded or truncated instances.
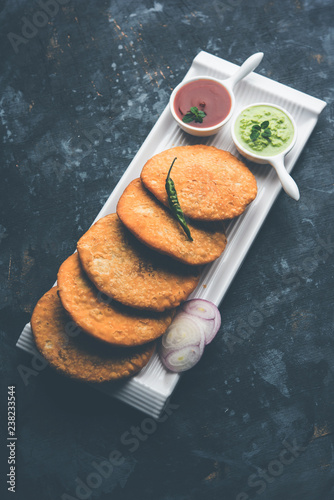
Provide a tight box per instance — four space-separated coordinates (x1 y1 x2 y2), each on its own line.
169 52 264 137
231 102 300 201
170 76 235 137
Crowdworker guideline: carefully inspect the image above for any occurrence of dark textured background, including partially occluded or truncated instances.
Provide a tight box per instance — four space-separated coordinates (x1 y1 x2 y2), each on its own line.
1 1 334 499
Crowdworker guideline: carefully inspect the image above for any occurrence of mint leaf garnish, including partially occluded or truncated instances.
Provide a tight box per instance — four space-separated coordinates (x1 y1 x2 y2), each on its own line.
251 121 272 141
182 106 206 124
261 128 272 138
250 129 260 141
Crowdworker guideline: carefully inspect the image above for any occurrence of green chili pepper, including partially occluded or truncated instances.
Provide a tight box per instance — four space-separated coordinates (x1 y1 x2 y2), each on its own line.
165 157 193 241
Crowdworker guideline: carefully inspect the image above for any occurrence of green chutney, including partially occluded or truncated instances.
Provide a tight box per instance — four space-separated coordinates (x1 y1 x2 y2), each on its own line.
234 105 294 157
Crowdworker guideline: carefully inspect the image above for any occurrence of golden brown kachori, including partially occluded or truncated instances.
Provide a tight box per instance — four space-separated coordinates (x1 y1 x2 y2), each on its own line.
57 252 175 344
31 287 156 382
140 145 257 220
117 178 227 265
77 214 201 310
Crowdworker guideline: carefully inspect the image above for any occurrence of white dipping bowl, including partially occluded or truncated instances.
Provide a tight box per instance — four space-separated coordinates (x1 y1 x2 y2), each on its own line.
169 76 235 137
231 102 300 201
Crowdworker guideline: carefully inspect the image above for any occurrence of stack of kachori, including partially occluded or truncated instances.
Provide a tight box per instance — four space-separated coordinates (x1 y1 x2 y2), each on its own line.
30 144 257 383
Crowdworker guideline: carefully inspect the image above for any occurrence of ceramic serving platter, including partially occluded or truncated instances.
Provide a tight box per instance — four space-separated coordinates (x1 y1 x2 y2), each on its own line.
16 51 326 418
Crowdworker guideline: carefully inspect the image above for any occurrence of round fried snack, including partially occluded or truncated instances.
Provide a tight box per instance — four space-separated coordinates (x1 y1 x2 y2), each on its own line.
77 214 201 311
57 253 174 347
57 253 175 344
31 288 156 382
117 179 227 265
140 145 257 220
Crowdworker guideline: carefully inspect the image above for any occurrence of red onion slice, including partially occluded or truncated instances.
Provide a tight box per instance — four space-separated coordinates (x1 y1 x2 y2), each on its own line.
161 314 204 352
162 344 204 372
180 299 221 344
158 299 221 372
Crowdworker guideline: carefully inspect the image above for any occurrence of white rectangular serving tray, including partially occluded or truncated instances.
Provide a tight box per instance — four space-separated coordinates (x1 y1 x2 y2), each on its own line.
17 51 326 418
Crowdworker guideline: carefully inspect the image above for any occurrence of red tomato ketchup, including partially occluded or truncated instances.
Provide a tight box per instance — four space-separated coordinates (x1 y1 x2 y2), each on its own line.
173 79 232 128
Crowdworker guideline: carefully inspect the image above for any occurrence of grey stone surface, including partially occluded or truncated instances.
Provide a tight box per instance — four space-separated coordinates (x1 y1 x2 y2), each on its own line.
0 1 333 499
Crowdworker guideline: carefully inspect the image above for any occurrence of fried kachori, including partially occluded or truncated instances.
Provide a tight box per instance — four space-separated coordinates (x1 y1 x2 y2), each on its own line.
140 144 257 220
77 213 201 310
57 252 175 345
31 287 156 382
117 178 227 265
